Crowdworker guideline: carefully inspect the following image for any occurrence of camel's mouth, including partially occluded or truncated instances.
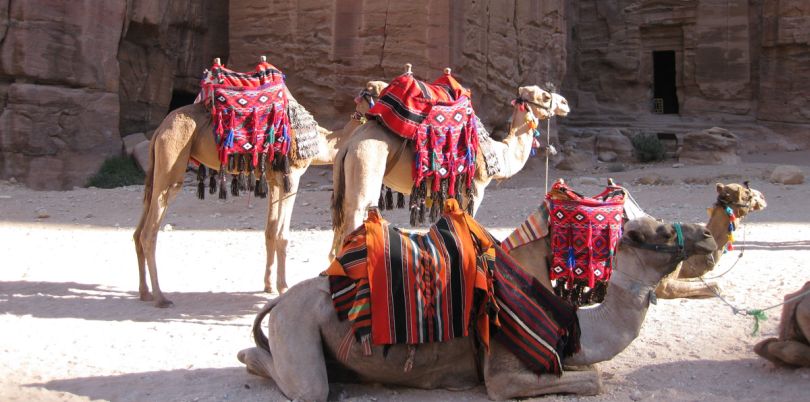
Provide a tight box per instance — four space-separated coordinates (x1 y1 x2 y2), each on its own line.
693 234 717 256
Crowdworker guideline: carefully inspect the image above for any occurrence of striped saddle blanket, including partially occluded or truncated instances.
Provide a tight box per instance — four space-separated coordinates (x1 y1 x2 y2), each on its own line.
326 199 580 375
366 73 480 217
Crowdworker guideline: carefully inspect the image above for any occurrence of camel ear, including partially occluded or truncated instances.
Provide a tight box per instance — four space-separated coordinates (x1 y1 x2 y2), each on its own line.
624 228 646 244
715 183 725 193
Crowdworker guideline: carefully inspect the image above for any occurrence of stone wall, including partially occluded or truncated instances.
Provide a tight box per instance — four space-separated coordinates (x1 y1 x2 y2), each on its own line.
0 0 227 190
561 0 810 150
229 0 567 131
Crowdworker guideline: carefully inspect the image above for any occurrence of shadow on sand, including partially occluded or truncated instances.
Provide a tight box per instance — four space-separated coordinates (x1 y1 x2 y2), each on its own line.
0 281 270 324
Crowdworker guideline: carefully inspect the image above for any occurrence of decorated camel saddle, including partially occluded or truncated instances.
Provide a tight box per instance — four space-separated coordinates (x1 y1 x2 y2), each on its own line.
503 180 626 306
366 66 481 223
194 58 319 199
326 199 580 375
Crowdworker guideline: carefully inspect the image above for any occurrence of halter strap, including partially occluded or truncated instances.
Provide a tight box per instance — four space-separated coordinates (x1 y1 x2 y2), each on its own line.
623 222 687 261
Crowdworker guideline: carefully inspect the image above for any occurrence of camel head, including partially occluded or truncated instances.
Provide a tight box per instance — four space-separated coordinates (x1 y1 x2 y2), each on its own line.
550 93 570 117
516 86 553 121
622 217 717 281
354 80 388 114
715 182 767 218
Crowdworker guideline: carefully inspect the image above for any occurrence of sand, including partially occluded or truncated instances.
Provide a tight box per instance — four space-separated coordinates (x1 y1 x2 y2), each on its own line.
1 152 808 401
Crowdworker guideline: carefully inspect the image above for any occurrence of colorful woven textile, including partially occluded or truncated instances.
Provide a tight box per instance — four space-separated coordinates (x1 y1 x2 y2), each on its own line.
502 205 550 251
547 181 625 294
366 73 480 221
484 244 580 375
326 199 581 376
198 61 290 168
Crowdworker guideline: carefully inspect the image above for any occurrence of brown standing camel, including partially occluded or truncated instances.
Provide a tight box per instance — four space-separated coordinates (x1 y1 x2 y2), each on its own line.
237 216 716 401
330 84 569 254
754 281 810 368
655 182 767 299
133 81 387 307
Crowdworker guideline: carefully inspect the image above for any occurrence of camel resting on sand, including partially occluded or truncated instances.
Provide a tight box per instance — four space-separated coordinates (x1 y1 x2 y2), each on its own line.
133 80 386 307
330 83 569 255
655 182 767 299
754 281 810 368
238 216 715 401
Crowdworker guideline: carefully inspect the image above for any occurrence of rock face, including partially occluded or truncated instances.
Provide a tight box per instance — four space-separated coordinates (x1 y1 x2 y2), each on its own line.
595 129 634 162
561 1 810 150
679 127 741 166
0 0 227 190
228 0 567 131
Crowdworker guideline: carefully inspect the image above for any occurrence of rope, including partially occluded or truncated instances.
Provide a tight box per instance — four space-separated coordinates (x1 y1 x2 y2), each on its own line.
544 117 551 194
703 221 747 280
701 276 810 336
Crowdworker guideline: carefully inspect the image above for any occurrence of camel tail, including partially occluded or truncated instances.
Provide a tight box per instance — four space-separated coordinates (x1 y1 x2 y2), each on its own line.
331 146 348 241
142 136 156 205
252 297 281 353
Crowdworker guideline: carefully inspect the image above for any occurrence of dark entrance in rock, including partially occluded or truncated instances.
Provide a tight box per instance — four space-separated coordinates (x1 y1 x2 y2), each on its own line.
169 90 198 112
652 50 679 114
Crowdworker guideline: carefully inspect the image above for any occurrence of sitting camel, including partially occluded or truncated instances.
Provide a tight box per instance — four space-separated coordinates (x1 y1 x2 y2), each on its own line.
133 78 387 307
754 281 810 368
655 182 767 299
331 80 569 254
238 215 715 401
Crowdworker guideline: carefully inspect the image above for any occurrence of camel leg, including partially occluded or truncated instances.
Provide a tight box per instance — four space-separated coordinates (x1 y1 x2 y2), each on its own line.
263 179 282 294
238 346 279 379
483 342 602 400
754 338 810 367
136 135 191 308
133 202 152 301
272 166 307 294
654 277 720 299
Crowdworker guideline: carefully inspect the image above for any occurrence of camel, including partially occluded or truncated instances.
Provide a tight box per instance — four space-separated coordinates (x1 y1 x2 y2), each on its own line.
238 216 716 401
655 182 767 299
133 80 387 307
330 82 569 255
754 281 810 368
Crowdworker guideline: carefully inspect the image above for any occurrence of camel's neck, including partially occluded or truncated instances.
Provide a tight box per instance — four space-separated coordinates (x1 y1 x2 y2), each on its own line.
564 250 658 366
326 118 363 152
705 204 747 262
491 109 535 179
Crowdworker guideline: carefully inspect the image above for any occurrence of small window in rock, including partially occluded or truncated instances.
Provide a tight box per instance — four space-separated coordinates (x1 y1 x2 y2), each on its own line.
652 51 679 114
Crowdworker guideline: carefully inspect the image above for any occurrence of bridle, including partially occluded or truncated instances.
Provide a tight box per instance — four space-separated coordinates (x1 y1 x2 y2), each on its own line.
622 222 688 262
351 89 379 122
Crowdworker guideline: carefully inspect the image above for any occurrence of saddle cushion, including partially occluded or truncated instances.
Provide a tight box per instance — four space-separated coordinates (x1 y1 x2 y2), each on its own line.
366 73 479 215
326 199 581 375
198 61 291 168
547 182 625 289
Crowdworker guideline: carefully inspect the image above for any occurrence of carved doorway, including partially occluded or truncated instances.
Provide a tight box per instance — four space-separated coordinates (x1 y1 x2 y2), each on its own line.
652 50 679 114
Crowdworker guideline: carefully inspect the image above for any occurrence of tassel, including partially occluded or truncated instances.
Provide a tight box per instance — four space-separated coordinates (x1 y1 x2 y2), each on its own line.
196 166 206 200
218 165 228 200
567 246 576 269
283 174 292 193
379 186 386 210
231 175 239 196
385 187 394 210
255 153 268 198
228 154 236 172
419 199 426 224
248 171 256 192
397 192 405 208
409 185 419 226
209 171 217 195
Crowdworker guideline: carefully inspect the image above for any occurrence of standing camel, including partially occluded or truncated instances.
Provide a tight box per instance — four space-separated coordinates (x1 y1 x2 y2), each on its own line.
237 215 716 401
655 182 767 298
133 80 386 307
331 83 569 253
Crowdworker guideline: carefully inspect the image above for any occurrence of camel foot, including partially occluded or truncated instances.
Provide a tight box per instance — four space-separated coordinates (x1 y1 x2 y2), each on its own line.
264 286 280 295
139 292 154 302
238 347 274 379
154 298 174 308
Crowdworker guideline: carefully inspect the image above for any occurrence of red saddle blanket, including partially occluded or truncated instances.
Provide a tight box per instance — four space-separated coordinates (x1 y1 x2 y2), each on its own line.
547 181 625 299
366 73 479 219
198 61 291 170
326 199 580 375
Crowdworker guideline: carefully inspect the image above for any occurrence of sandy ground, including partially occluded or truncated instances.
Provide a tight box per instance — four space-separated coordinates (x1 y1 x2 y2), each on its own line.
1 151 809 401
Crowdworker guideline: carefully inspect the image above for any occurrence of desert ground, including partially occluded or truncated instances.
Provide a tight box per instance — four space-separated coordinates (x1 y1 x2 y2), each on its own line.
1 151 808 401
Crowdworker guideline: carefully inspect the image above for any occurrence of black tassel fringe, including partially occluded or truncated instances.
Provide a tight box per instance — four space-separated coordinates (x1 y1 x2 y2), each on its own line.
218 164 227 200
209 171 217 195
231 175 239 197
397 192 405 209
196 166 206 200
384 187 394 210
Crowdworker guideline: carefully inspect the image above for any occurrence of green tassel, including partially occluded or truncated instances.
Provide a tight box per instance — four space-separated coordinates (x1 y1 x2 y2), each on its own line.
747 309 768 336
